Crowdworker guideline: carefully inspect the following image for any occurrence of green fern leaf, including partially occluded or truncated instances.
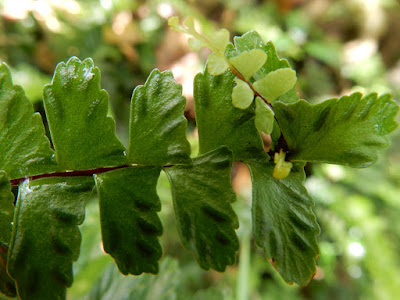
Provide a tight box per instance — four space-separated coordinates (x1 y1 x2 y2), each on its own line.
7 177 93 300
95 167 163 275
165 147 239 271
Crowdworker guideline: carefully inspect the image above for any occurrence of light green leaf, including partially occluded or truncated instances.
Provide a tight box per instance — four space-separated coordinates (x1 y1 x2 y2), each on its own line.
270 119 282 150
165 147 239 271
274 93 399 167
183 16 196 31
188 38 204 51
260 41 299 104
95 166 163 275
43 57 126 171
207 53 229 76
229 49 267 80
231 78 254 109
7 176 94 300
226 30 264 57
169 17 229 55
129 69 191 166
0 63 55 179
253 68 297 102
0 171 16 298
225 31 299 103
194 70 267 161
206 28 230 54
254 97 274 134
247 162 320 285
168 16 183 32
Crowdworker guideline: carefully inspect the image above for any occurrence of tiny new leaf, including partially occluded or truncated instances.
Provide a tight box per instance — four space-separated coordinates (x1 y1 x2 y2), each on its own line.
0 171 16 297
254 97 275 134
43 57 126 171
95 166 163 275
247 162 320 285
129 69 191 166
194 70 267 161
165 147 239 271
0 63 55 179
253 68 297 102
7 177 93 300
226 31 299 104
228 49 267 80
207 53 229 76
232 78 254 110
274 93 399 167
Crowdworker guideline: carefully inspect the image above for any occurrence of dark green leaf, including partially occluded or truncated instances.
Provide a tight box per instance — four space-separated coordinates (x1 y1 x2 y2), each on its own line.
128 69 191 165
270 119 282 150
247 162 320 285
43 57 126 171
0 63 55 179
0 245 16 298
274 93 399 167
7 177 94 300
194 70 266 161
0 171 13 247
0 171 16 297
165 146 239 271
95 166 163 275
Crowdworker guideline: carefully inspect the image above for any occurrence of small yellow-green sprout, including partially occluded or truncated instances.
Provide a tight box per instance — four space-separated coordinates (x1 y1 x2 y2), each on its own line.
273 150 293 180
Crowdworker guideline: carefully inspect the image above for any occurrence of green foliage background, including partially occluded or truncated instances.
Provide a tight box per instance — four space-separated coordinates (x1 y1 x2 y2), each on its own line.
1 0 400 299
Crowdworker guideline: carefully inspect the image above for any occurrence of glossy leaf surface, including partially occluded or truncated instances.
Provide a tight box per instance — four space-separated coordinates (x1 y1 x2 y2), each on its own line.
43 57 126 171
129 69 191 166
274 93 399 167
165 147 239 271
0 63 55 179
247 162 320 285
0 171 16 297
194 70 267 161
7 177 93 300
95 166 163 275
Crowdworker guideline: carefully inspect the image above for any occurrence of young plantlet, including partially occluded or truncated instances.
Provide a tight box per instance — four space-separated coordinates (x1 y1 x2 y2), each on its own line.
273 150 293 180
168 16 230 75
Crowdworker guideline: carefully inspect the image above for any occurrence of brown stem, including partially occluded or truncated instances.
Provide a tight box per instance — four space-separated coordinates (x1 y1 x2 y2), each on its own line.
9 164 130 186
228 64 274 110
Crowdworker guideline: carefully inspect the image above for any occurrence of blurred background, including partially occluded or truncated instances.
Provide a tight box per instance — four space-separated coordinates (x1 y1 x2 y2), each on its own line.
1 0 400 299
